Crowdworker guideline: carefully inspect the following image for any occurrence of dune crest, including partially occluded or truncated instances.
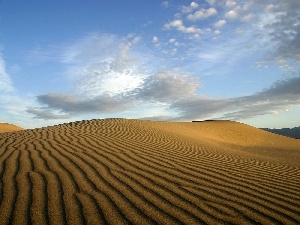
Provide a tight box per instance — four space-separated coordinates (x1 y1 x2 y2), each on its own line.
0 118 299 224
0 123 23 133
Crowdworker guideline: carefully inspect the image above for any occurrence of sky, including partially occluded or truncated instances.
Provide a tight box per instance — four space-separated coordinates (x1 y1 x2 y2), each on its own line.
0 0 300 129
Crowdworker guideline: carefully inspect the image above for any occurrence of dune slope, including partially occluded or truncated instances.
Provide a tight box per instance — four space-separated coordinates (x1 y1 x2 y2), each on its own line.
0 123 23 133
0 119 299 224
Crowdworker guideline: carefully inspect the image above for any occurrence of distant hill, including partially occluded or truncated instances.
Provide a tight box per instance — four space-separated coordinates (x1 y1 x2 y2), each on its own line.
262 126 300 139
0 123 23 133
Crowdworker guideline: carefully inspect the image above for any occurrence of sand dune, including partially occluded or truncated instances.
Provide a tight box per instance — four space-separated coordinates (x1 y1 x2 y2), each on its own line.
0 123 23 133
0 118 299 224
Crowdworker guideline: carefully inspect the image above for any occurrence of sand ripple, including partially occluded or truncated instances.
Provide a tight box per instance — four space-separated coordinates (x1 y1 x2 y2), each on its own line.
0 119 300 224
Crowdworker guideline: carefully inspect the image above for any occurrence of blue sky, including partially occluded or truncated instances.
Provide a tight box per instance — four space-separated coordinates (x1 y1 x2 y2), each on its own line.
0 0 300 129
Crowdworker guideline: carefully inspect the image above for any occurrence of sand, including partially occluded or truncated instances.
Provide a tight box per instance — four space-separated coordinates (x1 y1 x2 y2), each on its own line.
0 123 23 133
0 118 299 224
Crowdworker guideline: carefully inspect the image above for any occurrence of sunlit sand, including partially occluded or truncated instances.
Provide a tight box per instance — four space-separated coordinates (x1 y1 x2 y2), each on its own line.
0 123 23 133
0 119 299 224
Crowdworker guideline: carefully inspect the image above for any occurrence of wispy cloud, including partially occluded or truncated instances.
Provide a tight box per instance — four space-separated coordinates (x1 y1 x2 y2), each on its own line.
27 50 300 123
206 0 216 6
23 0 300 124
171 75 300 121
161 1 169 9
61 33 147 97
225 0 237 8
0 93 51 128
164 0 300 73
224 7 239 19
26 33 153 119
214 19 226 28
262 0 300 63
181 2 199 14
0 54 14 92
163 19 201 35
28 69 199 119
61 33 119 64
187 7 217 21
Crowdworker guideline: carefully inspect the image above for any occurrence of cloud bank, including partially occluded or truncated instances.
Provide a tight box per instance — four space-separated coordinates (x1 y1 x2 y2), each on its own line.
172 75 300 121
29 58 300 122
262 0 300 62
32 93 132 115
21 0 300 125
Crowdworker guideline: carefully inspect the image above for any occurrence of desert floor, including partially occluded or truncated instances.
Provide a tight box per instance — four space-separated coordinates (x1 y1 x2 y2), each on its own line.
0 119 299 224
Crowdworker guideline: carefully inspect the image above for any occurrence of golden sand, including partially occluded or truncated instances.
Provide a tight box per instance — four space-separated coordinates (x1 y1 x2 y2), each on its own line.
0 123 23 133
0 118 299 224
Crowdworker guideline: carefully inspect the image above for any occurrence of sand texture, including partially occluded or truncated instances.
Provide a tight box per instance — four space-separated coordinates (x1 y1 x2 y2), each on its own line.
0 123 23 133
0 118 300 224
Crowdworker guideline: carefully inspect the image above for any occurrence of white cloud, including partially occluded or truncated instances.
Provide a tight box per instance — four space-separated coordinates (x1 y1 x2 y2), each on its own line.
164 19 201 34
76 62 144 97
25 32 201 121
152 36 160 47
190 2 199 8
264 4 275 13
225 0 237 7
19 0 300 124
214 19 226 28
181 2 199 14
29 69 202 120
242 2 253 11
62 33 119 64
206 0 215 6
129 36 141 46
214 30 221 34
61 33 148 98
0 93 57 128
0 55 14 92
225 9 238 19
268 2 300 62
26 107 70 120
171 76 300 121
251 0 300 64
187 7 217 21
242 13 254 22
25 27 300 124
164 20 182 29
278 58 287 65
153 36 159 43
134 70 200 102
161 1 169 8
35 93 133 115
276 58 295 72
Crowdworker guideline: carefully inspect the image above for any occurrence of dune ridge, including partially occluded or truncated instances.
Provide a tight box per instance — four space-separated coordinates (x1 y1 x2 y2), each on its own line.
0 118 300 224
0 123 23 133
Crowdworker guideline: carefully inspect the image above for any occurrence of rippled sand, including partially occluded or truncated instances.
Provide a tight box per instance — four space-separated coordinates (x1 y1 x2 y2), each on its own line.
0 119 299 224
